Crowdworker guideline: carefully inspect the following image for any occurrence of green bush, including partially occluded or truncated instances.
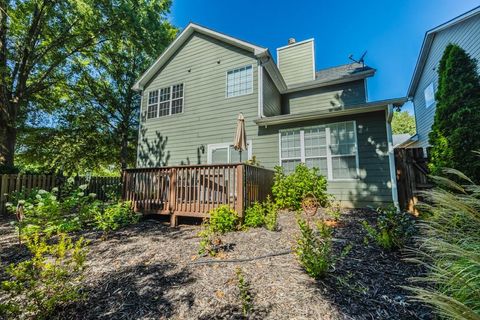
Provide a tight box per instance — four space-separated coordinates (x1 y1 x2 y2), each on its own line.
0 234 87 319
235 267 253 317
272 163 329 210
362 206 415 251
94 201 138 233
263 196 278 231
407 170 480 319
208 205 238 234
294 218 333 279
244 202 265 228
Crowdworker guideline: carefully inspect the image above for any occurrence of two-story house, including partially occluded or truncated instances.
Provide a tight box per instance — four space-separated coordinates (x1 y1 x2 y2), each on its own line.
133 23 405 208
403 6 480 149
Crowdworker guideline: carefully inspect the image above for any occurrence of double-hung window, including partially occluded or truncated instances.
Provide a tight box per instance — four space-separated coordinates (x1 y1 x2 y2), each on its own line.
226 65 253 97
424 82 435 108
146 83 184 119
279 121 359 180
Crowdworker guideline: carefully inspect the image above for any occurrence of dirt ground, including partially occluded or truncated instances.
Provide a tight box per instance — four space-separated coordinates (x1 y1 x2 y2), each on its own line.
0 209 431 320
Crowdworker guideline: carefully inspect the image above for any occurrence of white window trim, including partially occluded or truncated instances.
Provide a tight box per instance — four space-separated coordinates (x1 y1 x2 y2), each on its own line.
278 121 360 181
207 140 253 164
146 83 185 119
225 64 254 98
146 90 159 119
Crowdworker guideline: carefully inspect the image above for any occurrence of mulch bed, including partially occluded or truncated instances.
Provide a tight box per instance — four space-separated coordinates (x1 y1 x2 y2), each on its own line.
0 209 431 320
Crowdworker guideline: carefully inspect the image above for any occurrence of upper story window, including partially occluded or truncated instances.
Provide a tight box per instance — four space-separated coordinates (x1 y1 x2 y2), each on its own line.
424 82 435 108
146 83 184 119
226 65 253 98
279 121 359 180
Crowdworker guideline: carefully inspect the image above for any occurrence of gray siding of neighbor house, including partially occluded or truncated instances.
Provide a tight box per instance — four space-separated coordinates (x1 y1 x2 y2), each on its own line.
277 40 315 85
137 32 259 167
412 14 480 148
263 71 281 116
283 80 367 114
252 110 392 207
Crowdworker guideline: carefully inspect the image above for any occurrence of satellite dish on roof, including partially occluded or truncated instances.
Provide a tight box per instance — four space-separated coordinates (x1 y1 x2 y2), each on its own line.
349 51 367 67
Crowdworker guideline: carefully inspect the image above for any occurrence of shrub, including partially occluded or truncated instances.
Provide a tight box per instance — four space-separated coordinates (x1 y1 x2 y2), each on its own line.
0 234 87 319
362 206 415 251
235 267 253 317
94 201 138 233
272 163 329 210
294 217 333 279
325 201 342 221
263 196 278 231
208 205 238 234
244 202 264 228
407 169 480 319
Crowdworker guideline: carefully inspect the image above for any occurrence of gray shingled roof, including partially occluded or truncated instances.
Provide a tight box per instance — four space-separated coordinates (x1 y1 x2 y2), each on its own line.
315 62 375 82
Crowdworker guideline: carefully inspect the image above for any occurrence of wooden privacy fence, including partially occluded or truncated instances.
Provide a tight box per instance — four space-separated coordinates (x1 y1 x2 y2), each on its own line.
395 148 433 215
0 174 121 215
122 163 275 225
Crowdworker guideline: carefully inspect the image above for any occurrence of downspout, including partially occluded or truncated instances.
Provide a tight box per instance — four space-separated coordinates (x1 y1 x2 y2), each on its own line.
257 63 264 118
386 104 400 211
136 91 143 168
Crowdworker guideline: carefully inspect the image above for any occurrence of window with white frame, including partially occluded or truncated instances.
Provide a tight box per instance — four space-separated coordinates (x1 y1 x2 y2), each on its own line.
147 90 159 119
147 83 184 119
279 121 359 180
208 141 252 164
424 82 435 108
226 65 253 98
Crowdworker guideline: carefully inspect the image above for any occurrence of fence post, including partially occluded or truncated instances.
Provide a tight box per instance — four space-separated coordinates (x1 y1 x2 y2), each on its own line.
236 165 244 218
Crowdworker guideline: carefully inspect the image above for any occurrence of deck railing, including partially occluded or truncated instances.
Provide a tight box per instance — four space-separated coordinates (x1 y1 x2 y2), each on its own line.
122 164 274 223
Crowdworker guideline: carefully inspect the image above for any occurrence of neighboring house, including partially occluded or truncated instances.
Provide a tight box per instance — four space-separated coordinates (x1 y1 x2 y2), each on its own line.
133 23 405 207
404 6 480 149
393 134 411 148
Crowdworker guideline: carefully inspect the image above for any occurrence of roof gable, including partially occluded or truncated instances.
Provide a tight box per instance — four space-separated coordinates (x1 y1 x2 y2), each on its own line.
133 23 267 90
407 6 480 96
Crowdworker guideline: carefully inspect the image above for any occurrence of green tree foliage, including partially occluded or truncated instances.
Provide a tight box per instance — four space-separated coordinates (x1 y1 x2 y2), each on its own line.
429 44 480 180
0 0 176 174
391 111 416 135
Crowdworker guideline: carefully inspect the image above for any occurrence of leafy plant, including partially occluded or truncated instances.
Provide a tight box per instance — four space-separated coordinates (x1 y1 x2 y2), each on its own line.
325 201 342 221
244 202 265 228
0 234 87 319
208 205 238 234
362 206 415 251
94 201 138 233
294 217 334 279
407 169 480 319
263 196 278 231
272 163 329 210
235 267 253 317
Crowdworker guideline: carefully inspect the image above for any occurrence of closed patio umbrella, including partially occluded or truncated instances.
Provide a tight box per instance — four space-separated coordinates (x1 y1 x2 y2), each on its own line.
233 113 247 162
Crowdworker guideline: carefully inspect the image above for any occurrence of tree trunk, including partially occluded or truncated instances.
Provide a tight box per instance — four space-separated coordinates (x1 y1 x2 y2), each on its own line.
0 101 16 168
119 127 129 171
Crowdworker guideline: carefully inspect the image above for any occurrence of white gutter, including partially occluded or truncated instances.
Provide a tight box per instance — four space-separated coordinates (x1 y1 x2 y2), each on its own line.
386 103 400 211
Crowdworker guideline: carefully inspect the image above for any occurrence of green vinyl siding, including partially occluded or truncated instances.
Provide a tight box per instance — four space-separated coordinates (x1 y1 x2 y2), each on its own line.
277 40 315 85
137 31 259 167
252 110 392 207
283 80 366 114
263 71 281 116
411 13 480 148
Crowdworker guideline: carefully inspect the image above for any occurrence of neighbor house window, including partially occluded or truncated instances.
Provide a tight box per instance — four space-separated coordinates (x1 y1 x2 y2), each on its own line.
207 141 252 164
226 65 253 97
146 83 184 119
279 121 359 180
424 82 435 108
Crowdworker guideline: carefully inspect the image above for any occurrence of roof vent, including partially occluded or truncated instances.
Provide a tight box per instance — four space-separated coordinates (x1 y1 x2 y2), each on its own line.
288 38 296 45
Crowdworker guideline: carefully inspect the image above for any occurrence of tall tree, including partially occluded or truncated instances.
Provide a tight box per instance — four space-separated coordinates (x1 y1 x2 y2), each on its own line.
391 111 416 135
0 0 116 170
429 44 480 180
71 0 176 170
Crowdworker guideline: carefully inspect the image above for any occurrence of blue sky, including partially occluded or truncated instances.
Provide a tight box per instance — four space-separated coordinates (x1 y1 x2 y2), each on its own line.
169 0 479 114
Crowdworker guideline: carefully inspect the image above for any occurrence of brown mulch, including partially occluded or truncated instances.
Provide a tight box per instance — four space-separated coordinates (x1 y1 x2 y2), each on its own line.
0 210 431 320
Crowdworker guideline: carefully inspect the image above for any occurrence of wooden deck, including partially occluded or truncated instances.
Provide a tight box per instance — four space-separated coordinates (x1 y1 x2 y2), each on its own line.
121 164 274 226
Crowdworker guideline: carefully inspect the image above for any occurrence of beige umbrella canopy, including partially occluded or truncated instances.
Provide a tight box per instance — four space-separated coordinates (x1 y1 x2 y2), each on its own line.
233 113 247 161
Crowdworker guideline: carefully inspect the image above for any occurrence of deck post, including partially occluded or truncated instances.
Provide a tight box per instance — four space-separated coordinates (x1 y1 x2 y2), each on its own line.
235 164 245 218
169 168 177 213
